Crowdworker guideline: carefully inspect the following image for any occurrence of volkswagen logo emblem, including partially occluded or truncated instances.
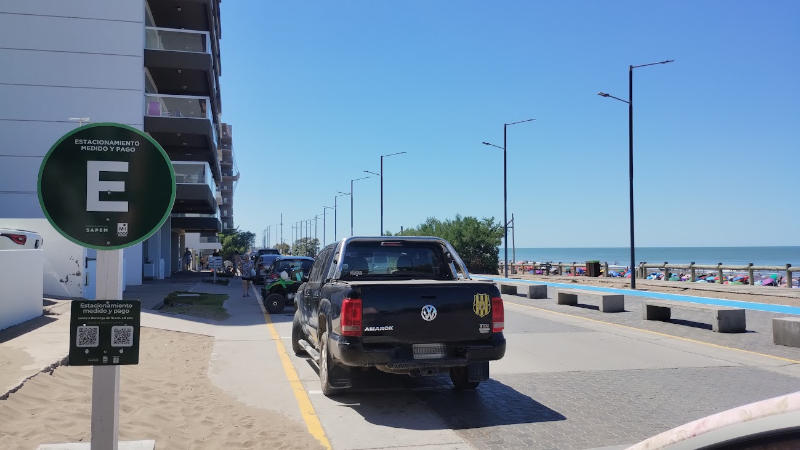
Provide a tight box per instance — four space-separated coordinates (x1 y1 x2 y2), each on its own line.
421 304 437 321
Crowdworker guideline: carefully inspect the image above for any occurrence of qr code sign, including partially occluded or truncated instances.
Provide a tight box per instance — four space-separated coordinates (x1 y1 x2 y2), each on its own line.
111 325 134 347
76 325 99 347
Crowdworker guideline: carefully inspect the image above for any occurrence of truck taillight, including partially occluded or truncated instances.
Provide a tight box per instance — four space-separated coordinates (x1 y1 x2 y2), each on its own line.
491 296 504 332
341 298 362 336
1 233 27 246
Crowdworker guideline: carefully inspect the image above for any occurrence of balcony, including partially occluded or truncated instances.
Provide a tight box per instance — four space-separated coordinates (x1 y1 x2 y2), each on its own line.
144 26 219 106
146 0 221 74
144 93 220 178
172 208 221 233
172 161 217 215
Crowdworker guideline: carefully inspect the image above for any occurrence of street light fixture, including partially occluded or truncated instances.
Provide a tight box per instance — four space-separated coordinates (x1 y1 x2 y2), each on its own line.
482 118 535 278
598 59 673 289
364 151 407 235
348 176 371 237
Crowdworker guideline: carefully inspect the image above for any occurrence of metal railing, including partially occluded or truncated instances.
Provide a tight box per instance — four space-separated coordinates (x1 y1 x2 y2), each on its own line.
145 26 210 53
499 261 798 288
144 93 218 147
172 161 215 193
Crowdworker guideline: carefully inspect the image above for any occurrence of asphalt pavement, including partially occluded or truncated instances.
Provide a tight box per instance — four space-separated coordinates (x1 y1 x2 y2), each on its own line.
262 287 800 450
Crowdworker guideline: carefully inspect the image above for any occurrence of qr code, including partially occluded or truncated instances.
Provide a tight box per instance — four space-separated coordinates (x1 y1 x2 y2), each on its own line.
76 325 99 347
111 325 134 347
117 223 128 237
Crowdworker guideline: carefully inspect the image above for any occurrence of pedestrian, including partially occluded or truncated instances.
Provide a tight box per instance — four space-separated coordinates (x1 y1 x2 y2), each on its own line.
239 252 254 297
183 249 192 271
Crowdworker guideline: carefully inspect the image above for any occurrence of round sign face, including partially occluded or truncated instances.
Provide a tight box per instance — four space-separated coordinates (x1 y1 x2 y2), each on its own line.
38 123 175 250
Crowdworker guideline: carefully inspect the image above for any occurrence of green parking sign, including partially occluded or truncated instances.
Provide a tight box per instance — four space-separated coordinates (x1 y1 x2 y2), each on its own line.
37 123 175 250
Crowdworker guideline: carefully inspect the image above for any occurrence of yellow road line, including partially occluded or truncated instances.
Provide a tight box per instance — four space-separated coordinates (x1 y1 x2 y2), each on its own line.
505 299 800 365
253 287 332 449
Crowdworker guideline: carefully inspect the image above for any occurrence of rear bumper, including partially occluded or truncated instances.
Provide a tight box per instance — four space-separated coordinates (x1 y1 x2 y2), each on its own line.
328 333 506 369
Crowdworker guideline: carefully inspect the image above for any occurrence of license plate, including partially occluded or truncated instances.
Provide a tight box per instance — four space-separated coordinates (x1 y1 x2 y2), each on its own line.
413 343 446 360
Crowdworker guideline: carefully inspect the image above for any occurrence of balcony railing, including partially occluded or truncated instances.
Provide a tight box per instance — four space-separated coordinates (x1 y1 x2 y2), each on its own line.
172 161 216 193
172 209 221 221
144 93 218 147
146 26 210 54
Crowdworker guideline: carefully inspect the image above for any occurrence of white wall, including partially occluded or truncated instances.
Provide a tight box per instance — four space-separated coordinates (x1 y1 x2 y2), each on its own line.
0 219 85 297
0 2 145 294
0 249 44 330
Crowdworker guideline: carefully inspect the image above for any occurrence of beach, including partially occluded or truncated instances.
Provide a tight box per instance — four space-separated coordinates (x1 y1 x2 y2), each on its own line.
0 327 322 450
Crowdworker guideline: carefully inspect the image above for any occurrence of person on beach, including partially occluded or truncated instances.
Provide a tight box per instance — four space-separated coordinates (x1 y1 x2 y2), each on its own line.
239 253 254 297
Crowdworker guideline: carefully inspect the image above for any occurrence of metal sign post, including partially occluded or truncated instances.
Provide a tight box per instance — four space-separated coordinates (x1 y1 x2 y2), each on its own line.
92 250 123 449
38 123 175 450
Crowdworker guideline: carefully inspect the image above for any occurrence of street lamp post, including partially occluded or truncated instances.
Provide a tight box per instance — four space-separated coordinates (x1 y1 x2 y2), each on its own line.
334 193 349 242
349 176 371 237
365 152 406 235
322 206 333 246
598 59 673 289
483 118 535 278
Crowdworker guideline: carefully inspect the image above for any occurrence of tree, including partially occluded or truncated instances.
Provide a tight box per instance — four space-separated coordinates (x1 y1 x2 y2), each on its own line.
292 237 320 257
218 229 256 261
275 242 290 255
395 215 503 274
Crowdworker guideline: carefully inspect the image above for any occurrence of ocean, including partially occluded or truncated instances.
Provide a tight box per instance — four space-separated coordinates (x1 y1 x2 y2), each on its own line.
504 247 800 266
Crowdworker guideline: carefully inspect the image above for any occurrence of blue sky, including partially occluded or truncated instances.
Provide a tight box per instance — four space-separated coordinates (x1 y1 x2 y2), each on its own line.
220 1 799 248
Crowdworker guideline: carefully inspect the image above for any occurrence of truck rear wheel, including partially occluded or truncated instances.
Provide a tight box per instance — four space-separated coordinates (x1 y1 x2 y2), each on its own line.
450 366 480 390
291 311 304 356
319 331 344 396
264 293 285 314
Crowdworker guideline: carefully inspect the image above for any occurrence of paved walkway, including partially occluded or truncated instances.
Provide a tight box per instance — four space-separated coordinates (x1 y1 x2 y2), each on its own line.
0 299 71 398
478 275 800 315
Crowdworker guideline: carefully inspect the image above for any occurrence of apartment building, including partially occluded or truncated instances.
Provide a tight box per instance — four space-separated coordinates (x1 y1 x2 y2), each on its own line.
219 123 238 231
0 0 226 297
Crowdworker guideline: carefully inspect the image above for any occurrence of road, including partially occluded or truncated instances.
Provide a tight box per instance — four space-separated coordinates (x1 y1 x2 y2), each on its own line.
263 288 800 450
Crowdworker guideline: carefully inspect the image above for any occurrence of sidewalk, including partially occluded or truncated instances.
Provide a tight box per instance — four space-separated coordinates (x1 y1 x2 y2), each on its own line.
0 298 71 398
1 273 324 449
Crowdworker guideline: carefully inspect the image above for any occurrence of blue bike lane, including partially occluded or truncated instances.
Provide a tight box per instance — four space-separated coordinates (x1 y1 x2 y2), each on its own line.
473 275 800 316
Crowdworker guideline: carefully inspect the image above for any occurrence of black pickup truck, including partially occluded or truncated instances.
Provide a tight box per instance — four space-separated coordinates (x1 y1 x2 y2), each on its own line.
292 236 505 396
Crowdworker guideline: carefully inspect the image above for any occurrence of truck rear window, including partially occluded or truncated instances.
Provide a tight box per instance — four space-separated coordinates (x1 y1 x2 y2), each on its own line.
339 241 455 280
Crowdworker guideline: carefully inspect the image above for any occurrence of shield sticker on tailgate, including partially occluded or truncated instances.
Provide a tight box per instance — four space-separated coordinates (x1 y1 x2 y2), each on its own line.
473 293 491 317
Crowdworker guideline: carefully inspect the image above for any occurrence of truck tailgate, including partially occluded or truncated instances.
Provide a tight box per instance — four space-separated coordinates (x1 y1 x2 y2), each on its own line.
352 281 497 344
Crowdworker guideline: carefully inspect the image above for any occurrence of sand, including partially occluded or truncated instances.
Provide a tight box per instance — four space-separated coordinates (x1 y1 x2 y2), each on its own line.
0 327 323 450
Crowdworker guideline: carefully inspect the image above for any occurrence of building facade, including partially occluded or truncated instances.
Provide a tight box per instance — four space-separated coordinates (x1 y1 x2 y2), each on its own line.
219 123 238 231
0 0 227 296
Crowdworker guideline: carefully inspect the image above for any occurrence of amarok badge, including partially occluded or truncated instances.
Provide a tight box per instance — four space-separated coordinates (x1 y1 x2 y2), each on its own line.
473 293 491 318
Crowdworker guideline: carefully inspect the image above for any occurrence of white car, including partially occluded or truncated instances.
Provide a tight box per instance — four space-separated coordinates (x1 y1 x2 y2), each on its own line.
0 229 43 250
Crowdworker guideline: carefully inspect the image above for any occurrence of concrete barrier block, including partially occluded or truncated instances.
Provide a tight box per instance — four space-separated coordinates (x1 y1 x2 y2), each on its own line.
519 284 547 299
499 284 516 295
773 317 800 348
643 304 671 321
599 294 625 313
557 291 578 306
715 309 746 333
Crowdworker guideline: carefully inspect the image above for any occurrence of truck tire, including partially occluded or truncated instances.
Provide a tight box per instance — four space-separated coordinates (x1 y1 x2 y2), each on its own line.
319 331 343 397
450 366 480 390
291 311 305 356
264 293 285 314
